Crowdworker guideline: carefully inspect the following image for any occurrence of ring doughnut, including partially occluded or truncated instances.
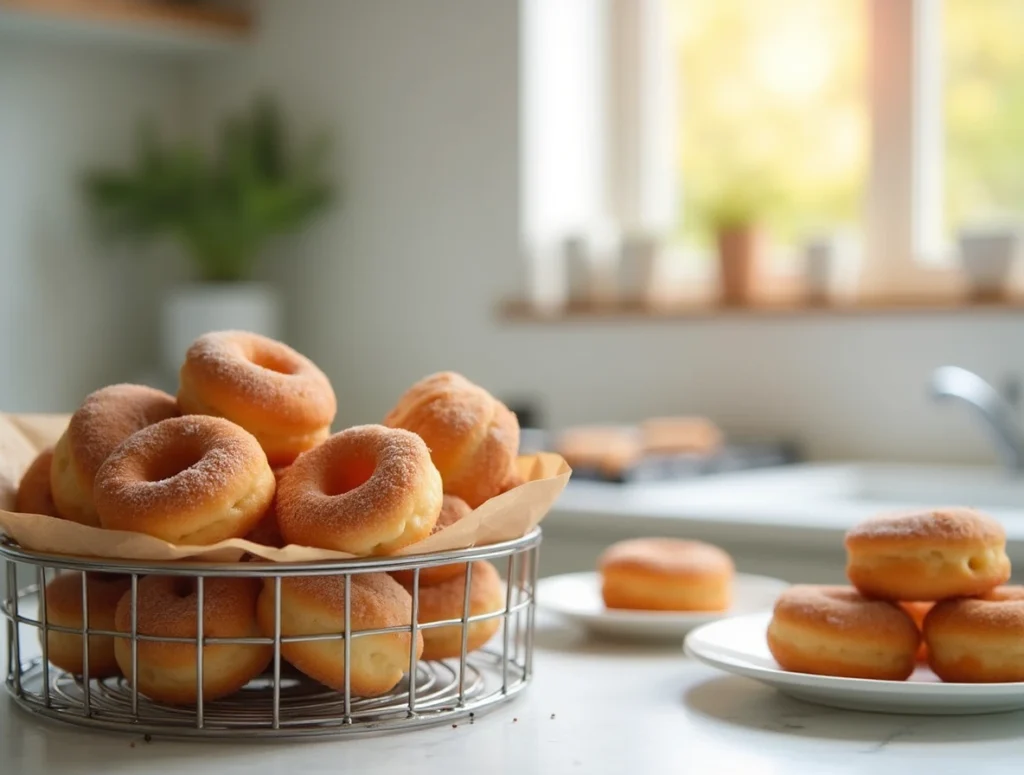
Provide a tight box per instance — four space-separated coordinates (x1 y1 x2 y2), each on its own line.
16 448 60 517
924 586 1024 683
178 331 336 467
402 560 504 661
50 384 178 526
258 573 421 697
276 425 442 555
94 416 276 545
844 507 1010 601
114 576 271 704
598 538 734 612
383 371 520 508
767 585 920 680
42 572 132 678
390 495 472 586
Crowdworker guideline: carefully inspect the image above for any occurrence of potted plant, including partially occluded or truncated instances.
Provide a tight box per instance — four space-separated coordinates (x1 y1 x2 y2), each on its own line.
82 96 334 374
688 176 776 306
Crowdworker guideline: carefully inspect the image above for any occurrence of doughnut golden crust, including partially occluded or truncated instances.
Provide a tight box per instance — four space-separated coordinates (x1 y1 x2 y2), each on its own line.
114 576 271 705
178 330 337 467
383 371 520 508
390 495 472 586
404 561 504 661
767 585 920 681
276 425 442 555
258 573 421 697
16 448 60 517
244 467 288 547
924 586 1024 683
43 573 132 678
94 416 276 545
598 538 734 612
50 384 179 526
844 507 1010 601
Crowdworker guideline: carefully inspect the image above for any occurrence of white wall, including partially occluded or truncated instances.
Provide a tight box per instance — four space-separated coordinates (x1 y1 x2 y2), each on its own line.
4 1 1021 468
0 39 190 412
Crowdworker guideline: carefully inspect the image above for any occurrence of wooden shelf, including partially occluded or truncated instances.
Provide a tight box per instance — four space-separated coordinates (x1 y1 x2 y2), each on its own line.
0 0 252 55
500 295 1024 323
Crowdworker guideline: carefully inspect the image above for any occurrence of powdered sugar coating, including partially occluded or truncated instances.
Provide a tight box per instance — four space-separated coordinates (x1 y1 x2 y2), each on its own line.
845 507 1005 548
66 383 179 482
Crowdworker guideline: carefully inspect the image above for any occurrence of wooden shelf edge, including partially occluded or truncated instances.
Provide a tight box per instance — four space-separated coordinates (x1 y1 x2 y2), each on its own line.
499 295 1024 323
0 0 253 44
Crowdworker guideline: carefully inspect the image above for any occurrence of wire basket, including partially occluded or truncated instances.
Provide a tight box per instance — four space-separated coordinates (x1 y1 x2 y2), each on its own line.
1 530 540 740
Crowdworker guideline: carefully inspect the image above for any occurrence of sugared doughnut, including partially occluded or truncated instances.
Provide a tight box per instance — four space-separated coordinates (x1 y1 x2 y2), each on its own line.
42 573 132 678
390 495 472 586
94 416 276 545
844 507 1010 601
276 425 442 555
900 601 933 662
767 585 920 681
924 586 1024 683
244 467 288 547
177 331 336 467
401 561 504 661
554 426 642 480
16 447 60 517
598 538 734 612
383 371 520 508
640 416 723 456
258 573 421 697
50 384 178 526
114 576 271 705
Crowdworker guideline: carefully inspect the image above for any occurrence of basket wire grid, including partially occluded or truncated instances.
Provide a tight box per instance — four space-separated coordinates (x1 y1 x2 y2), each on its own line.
1 529 540 740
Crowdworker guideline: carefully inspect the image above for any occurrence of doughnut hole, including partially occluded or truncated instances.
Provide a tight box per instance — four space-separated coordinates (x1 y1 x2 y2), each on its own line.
247 347 299 375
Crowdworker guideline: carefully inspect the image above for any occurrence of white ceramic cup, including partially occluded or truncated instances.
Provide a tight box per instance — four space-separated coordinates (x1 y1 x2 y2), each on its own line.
957 227 1020 297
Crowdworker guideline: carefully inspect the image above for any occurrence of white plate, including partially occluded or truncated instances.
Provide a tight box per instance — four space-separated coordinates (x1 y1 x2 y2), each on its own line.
685 612 1024 715
536 571 788 641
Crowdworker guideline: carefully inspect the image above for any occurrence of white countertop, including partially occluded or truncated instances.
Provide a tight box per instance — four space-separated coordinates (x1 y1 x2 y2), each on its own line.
5 615 1024 774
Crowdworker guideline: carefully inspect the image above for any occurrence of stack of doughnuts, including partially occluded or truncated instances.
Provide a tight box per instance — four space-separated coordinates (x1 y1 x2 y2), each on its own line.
767 507 1020 682
598 537 735 612
11 331 522 705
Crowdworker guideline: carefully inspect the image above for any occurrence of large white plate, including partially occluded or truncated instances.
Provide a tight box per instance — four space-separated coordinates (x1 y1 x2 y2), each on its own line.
685 612 1024 715
536 571 788 641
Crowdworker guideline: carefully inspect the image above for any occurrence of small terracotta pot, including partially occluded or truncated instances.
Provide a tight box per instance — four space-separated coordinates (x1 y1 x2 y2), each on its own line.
716 225 764 306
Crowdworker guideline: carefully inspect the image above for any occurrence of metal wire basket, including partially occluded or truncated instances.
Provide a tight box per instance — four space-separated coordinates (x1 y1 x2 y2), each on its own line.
1 530 540 740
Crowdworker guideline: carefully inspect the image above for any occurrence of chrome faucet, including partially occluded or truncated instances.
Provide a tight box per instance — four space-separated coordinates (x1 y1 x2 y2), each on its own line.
928 365 1024 473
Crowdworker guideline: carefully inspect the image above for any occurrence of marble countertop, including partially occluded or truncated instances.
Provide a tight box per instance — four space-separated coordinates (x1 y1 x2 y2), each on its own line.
4 616 1023 774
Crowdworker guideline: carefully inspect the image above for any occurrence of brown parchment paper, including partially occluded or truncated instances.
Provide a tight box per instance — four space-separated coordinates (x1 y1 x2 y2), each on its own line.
0 413 571 563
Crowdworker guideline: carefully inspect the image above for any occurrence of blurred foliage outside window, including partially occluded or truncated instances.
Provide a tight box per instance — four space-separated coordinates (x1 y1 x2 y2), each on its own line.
670 0 1024 253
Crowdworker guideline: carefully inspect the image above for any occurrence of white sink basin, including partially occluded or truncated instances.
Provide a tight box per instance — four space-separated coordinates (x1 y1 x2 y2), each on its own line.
697 463 1024 512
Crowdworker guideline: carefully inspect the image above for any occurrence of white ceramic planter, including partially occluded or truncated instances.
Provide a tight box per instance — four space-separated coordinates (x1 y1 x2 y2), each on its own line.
958 227 1021 299
160 283 283 375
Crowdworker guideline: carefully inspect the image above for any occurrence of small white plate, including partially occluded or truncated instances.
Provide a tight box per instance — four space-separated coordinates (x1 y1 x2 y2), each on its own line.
536 571 788 641
685 612 1024 715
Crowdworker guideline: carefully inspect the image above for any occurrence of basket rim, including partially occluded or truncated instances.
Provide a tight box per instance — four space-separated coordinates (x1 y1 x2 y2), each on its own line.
0 527 542 575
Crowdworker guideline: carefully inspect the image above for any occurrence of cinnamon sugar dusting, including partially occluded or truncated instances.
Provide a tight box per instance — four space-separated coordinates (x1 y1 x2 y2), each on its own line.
67 384 179 480
181 331 336 429
276 425 437 548
94 415 266 519
115 575 262 638
774 585 916 636
845 507 1005 546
